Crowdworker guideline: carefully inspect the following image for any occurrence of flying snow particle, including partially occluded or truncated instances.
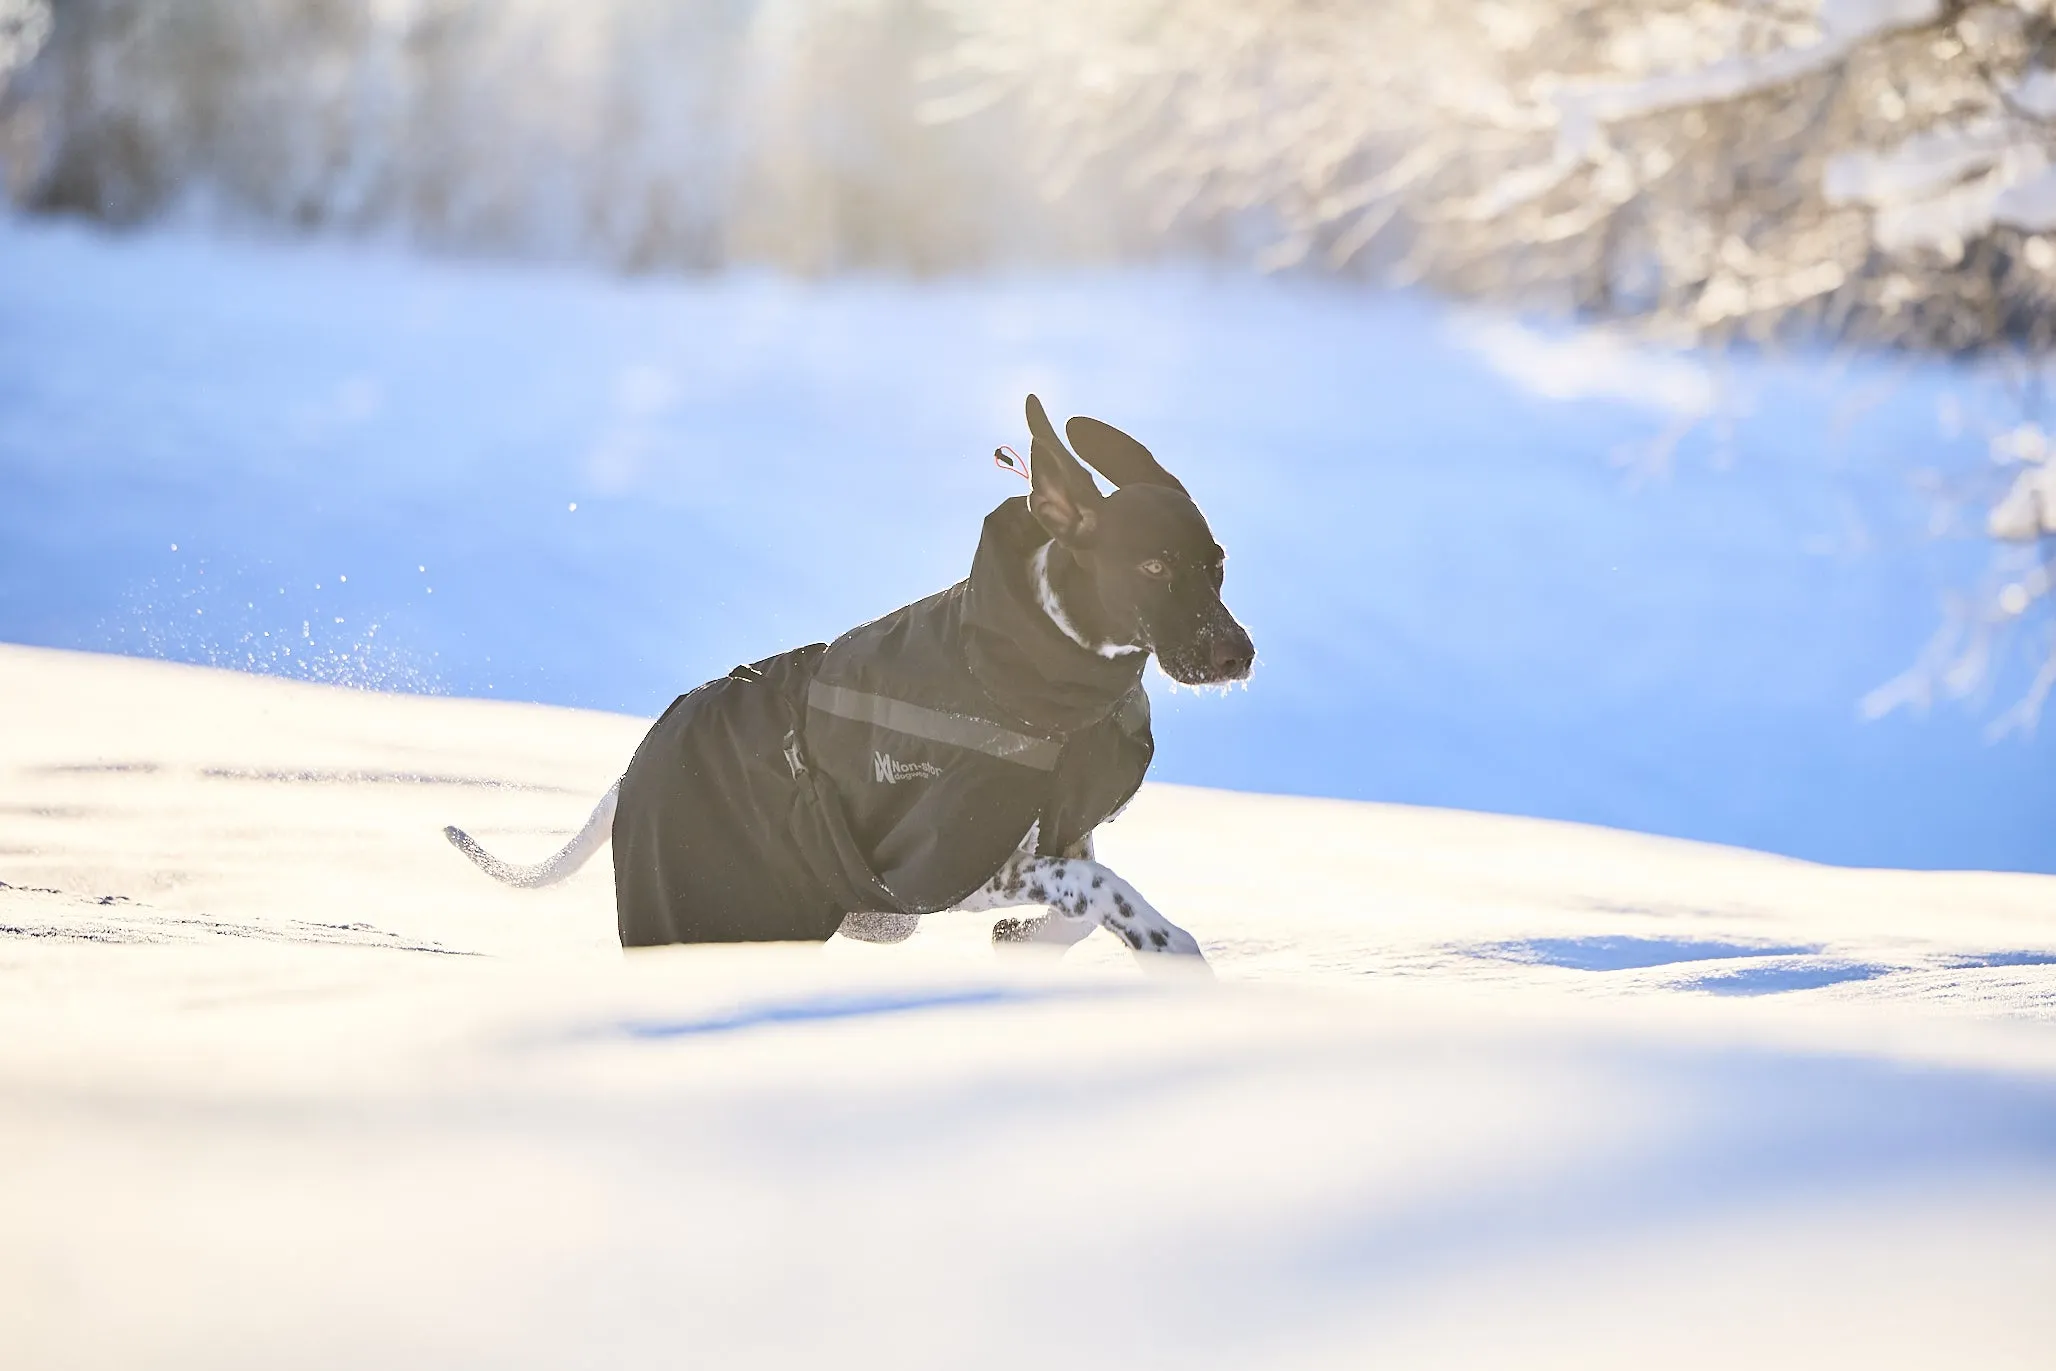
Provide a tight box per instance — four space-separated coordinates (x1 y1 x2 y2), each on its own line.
568 502 578 512
339 574 347 583
170 543 178 552
2000 583 2031 615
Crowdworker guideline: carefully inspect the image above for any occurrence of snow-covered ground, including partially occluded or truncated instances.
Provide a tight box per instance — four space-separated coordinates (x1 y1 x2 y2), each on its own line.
4 643 2055 1368
1 219 2050 872
5 215 2055 1362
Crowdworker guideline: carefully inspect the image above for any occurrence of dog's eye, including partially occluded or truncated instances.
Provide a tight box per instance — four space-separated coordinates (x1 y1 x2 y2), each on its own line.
1138 558 1170 580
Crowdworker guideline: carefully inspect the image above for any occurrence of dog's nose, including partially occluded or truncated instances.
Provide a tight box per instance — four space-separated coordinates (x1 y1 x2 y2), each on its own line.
1209 633 1254 680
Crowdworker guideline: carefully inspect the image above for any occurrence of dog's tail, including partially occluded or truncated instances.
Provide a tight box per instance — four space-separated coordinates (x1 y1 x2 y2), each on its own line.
444 782 620 889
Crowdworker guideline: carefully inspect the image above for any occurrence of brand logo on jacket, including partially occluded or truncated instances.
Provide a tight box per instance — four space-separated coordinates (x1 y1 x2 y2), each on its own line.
872 751 942 784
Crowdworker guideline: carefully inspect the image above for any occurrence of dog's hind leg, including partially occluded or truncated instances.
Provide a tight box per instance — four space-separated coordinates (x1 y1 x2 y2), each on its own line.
985 897 1099 951
956 838 1208 966
835 911 921 944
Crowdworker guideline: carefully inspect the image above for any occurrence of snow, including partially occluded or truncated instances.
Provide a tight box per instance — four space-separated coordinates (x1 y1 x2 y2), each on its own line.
1823 119 2056 256
1813 73 2056 256
1991 460 2056 542
1993 163 2056 233
3 641 2055 1368
1823 121 2019 207
1 218 2049 874
1550 0 1942 146
6 15 2052 1359
1451 314 1715 418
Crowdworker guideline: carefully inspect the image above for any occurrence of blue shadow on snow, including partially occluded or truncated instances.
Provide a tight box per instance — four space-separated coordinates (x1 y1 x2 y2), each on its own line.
1471 935 1820 973
614 984 1123 1040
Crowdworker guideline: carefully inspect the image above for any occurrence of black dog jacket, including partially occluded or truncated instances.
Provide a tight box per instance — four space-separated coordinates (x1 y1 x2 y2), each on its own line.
612 497 1154 947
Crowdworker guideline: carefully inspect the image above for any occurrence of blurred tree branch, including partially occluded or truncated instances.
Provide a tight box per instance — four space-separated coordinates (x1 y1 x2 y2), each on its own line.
942 0 2054 725
3 0 2050 725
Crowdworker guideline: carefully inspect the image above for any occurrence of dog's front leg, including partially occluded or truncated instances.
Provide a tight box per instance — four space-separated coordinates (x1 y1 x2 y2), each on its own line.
959 844 1208 966
955 836 1098 951
961 868 1099 952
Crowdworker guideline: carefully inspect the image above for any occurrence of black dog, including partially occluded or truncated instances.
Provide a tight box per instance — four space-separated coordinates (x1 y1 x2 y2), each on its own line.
446 395 1254 964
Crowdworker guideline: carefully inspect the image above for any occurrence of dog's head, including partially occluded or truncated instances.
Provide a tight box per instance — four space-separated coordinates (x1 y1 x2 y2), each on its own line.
1022 395 1255 686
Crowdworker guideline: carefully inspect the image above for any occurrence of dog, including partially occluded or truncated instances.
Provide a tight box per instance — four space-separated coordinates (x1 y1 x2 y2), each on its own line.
446 395 1254 966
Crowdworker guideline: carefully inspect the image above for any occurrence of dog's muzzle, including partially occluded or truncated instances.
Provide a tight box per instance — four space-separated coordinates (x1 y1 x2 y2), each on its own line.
1162 620 1256 685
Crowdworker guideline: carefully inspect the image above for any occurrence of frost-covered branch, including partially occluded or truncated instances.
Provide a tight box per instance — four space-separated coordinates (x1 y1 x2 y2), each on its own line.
7 0 2056 723
938 0 2056 726
1550 0 1945 136
0 0 1087 272
938 0 2056 354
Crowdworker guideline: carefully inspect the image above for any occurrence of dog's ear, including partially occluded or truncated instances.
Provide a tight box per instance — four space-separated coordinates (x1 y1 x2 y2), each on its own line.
1065 416 1189 497
1025 394 1103 545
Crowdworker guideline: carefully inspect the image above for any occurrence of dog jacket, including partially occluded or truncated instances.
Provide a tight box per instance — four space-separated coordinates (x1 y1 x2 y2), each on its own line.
612 497 1154 947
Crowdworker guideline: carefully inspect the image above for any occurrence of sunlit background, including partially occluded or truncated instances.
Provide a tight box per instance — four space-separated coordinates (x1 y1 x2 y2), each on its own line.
2 0 2052 870
9 8 2056 1367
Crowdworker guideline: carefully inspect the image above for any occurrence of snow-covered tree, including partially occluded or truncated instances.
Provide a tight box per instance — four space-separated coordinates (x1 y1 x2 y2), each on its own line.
3 0 2050 721
940 0 2056 723
0 0 1124 271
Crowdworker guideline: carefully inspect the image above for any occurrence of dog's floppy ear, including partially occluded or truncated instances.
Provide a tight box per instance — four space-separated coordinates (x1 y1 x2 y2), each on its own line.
1025 394 1103 545
1065 415 1189 497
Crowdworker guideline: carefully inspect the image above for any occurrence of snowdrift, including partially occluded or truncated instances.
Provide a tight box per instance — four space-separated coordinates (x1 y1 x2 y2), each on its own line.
4 643 2054 1368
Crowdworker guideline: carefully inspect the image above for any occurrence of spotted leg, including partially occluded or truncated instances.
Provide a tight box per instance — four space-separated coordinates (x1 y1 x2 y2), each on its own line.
955 836 1208 966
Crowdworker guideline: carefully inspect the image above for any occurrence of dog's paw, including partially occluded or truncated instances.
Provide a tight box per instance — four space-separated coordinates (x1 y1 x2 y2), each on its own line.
1129 923 1211 975
991 915 1037 944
